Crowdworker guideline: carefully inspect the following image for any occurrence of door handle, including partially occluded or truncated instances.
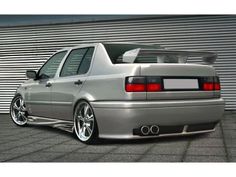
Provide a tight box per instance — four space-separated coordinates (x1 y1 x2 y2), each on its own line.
74 80 83 85
45 82 52 87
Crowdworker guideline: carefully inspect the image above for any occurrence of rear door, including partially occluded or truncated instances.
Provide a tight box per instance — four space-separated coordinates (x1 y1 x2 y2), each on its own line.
50 47 95 120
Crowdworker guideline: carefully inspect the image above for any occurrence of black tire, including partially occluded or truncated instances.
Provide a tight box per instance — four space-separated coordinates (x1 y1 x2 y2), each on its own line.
74 100 99 144
10 94 28 126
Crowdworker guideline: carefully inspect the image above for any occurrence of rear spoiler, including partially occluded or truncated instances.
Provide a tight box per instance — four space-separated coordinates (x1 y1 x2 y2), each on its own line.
123 48 217 64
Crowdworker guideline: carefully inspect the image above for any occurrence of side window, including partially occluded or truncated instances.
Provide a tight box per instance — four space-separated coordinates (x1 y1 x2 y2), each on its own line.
78 47 94 75
60 47 94 77
38 51 67 79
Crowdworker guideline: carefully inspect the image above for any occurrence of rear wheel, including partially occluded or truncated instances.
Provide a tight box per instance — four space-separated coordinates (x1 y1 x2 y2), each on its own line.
10 95 28 126
74 101 98 144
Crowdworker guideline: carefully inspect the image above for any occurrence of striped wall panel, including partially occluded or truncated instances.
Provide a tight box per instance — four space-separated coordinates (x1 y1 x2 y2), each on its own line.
0 15 236 112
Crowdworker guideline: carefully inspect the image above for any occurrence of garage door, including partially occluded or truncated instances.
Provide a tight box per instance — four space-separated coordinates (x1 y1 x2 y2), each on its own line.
0 15 236 113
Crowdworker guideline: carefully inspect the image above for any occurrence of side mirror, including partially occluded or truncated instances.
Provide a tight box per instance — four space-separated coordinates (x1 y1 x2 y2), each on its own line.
26 70 37 79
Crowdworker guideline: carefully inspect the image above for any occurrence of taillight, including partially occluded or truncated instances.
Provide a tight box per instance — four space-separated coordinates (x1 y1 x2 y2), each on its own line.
126 84 146 92
125 77 146 92
147 83 162 92
214 83 221 90
146 77 162 92
202 76 221 91
203 83 214 91
125 76 162 92
126 76 221 92
214 76 221 90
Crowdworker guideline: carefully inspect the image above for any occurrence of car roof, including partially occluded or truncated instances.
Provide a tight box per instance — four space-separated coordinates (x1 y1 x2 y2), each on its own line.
58 42 162 51
102 42 162 47
59 43 99 51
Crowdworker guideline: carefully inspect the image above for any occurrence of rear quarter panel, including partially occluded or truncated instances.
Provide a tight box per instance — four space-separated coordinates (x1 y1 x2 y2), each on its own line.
78 44 146 101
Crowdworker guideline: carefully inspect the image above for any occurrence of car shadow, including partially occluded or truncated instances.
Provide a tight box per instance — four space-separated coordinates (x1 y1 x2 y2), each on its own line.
97 134 201 145
27 124 73 138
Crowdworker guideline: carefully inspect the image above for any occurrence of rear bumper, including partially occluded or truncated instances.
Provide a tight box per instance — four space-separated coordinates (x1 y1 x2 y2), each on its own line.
91 98 225 139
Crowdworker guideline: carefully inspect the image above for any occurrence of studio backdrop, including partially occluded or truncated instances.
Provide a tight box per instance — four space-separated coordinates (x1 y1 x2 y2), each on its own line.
0 15 236 113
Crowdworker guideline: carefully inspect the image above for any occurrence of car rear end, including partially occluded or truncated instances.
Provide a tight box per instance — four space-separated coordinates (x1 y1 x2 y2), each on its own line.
90 43 225 139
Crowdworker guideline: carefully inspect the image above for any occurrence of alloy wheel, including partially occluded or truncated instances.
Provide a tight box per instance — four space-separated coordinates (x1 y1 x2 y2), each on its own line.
74 101 96 142
10 96 27 126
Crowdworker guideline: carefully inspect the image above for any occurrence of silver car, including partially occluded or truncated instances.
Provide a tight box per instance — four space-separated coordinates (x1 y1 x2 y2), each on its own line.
10 43 225 144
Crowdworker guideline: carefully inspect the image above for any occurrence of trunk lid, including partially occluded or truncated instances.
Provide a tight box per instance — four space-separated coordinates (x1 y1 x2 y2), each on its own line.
140 64 217 100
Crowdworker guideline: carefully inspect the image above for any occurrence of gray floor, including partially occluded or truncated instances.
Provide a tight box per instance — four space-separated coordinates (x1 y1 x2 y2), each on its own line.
0 113 235 162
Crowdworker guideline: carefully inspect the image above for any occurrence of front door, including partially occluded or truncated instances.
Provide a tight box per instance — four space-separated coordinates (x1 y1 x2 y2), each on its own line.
51 47 95 121
25 51 67 118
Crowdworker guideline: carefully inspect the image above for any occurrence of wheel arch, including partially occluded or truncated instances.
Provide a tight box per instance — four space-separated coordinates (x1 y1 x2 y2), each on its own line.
13 93 22 98
73 98 90 115
73 90 96 113
15 85 27 99
10 93 24 110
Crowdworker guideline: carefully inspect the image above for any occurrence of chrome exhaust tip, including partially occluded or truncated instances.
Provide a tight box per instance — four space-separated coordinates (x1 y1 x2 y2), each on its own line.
150 125 159 135
140 125 150 135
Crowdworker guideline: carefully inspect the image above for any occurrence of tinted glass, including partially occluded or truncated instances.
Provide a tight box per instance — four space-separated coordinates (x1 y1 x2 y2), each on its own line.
103 43 161 63
103 44 186 64
60 48 88 77
60 47 94 77
38 51 67 79
78 48 94 75
135 55 180 63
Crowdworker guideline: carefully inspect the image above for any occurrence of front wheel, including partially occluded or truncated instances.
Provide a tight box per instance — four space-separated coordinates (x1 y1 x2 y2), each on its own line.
74 101 98 144
10 95 28 126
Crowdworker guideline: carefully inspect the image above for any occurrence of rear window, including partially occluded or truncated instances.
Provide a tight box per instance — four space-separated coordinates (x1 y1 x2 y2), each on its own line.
103 44 185 64
104 44 162 64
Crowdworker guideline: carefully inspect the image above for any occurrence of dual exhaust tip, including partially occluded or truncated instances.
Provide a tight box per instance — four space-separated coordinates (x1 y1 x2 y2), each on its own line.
140 125 159 135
